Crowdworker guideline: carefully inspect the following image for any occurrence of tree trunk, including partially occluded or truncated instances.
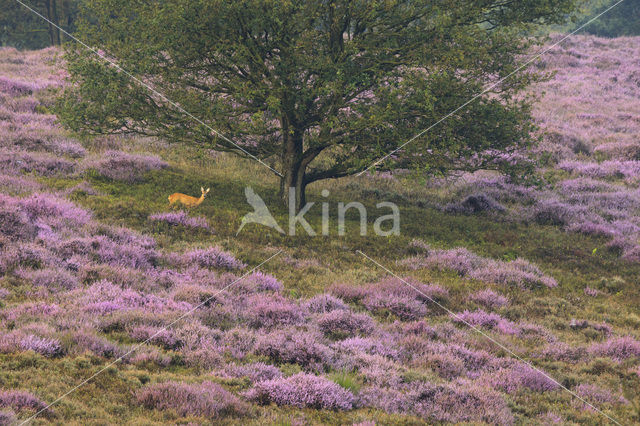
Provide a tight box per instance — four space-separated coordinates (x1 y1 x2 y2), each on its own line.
45 0 56 46
51 0 61 45
279 129 306 212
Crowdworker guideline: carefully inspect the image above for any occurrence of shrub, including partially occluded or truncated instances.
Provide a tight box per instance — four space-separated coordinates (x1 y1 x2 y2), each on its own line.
0 201 37 241
217 362 283 383
328 283 367 303
589 336 640 361
574 383 628 406
245 372 355 410
363 293 428 321
469 259 558 288
19 334 62 357
128 326 180 350
445 194 505 215
241 271 283 292
469 289 509 309
334 337 399 360
149 211 211 231
304 294 349 313
453 310 519 335
490 364 559 393
244 295 305 329
16 268 79 290
315 310 375 339
83 150 168 183
73 332 125 358
0 390 51 414
584 286 600 297
184 247 246 270
537 342 589 363
359 382 513 425
136 381 247 418
254 329 332 370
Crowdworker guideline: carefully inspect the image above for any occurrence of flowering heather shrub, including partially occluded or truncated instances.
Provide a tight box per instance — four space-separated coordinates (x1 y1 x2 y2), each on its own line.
148 211 211 231
574 384 628 406
334 337 399 360
489 364 559 393
184 247 246 270
469 289 509 309
558 178 616 193
221 327 258 360
328 283 367 303
16 268 79 290
0 201 37 241
530 198 587 226
362 293 428 321
254 329 332 370
470 259 558 289
0 174 42 195
136 381 247 418
589 336 640 361
243 295 305 329
19 334 62 357
359 382 514 425
0 390 50 414
1 303 60 322
0 76 44 95
73 331 125 358
445 193 505 215
584 286 600 297
402 247 484 275
128 326 180 349
536 342 588 364
83 150 168 183
217 362 283 383
569 319 612 336
304 294 349 313
315 310 375 339
240 271 283 293
18 193 92 226
0 150 76 177
453 310 519 335
558 160 640 179
0 410 15 424
245 372 355 410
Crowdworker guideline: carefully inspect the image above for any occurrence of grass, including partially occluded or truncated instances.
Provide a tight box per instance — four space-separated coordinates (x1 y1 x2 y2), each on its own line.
2 134 639 424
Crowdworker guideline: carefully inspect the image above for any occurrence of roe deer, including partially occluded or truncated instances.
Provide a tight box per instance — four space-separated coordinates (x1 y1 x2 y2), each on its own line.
168 187 210 208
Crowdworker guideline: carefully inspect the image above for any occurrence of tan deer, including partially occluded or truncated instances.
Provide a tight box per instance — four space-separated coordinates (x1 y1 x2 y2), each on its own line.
168 187 210 209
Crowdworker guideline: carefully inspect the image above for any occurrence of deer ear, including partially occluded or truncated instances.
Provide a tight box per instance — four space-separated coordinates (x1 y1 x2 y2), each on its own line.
206 188 210 193
201 186 204 192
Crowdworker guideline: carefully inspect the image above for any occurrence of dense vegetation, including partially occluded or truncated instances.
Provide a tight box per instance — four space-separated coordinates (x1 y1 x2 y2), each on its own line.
1 34 640 424
56 0 577 209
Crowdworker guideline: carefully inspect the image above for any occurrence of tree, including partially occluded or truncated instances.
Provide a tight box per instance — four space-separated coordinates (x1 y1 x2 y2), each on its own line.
578 0 640 37
57 0 575 210
1 0 78 49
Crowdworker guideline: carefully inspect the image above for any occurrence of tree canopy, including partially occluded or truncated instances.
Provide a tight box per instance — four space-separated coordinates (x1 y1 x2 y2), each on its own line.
57 0 576 208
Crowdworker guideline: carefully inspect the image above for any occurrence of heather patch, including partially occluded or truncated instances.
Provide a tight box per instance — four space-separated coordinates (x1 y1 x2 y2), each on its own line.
400 244 557 288
136 381 247 418
82 150 168 183
245 372 355 410
148 211 212 231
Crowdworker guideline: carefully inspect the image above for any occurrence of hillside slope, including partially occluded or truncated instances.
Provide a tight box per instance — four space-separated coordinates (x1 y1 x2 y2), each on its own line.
1 36 639 424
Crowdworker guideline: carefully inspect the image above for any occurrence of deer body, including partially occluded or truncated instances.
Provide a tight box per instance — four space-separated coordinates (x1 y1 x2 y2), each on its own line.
168 187 210 208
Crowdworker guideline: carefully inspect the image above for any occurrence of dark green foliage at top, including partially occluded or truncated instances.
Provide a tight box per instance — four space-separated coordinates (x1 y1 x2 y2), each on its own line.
0 0 79 49
57 0 576 208
578 0 640 37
